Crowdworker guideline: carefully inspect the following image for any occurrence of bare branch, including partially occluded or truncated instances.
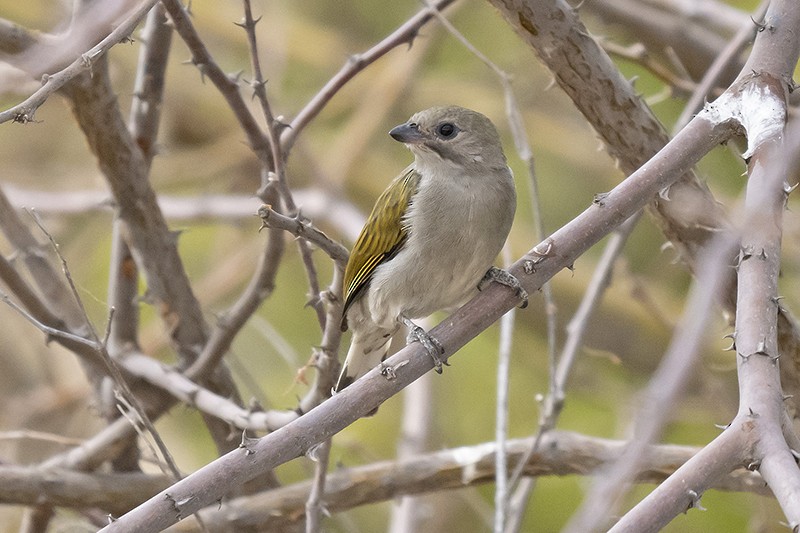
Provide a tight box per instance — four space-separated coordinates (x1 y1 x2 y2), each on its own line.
166 431 769 531
160 0 271 167
566 234 738 532
674 0 769 132
0 0 160 124
98 83 738 531
584 0 744 81
280 0 457 153
305 439 332 533
1 186 365 238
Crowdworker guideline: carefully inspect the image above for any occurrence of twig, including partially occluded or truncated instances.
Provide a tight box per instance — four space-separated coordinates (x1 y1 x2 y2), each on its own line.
121 348 299 432
601 40 697 96
504 213 642 533
0 289 99 350
0 0 160 124
2 185 366 236
609 2 800 525
673 0 769 133
128 2 173 164
388 348 435 533
0 430 84 446
583 0 737 81
305 438 332 533
565 233 738 532
162 430 769 531
280 0 457 153
237 0 289 201
0 431 769 522
0 253 70 340
0 188 88 334
161 0 271 167
639 0 749 35
185 199 286 381
26 210 184 480
237 0 326 329
255 205 349 266
494 250 516 533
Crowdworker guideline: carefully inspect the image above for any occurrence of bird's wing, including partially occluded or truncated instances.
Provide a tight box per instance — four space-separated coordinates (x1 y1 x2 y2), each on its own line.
341 166 421 329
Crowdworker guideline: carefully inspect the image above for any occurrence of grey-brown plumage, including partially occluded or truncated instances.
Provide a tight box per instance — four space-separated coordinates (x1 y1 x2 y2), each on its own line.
335 106 520 392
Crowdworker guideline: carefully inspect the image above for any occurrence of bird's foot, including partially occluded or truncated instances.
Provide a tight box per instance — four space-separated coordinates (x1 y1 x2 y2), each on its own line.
479 266 529 308
402 316 447 374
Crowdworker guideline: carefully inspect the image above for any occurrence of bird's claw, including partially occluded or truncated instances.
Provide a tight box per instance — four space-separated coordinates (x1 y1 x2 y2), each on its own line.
480 267 528 308
406 325 447 373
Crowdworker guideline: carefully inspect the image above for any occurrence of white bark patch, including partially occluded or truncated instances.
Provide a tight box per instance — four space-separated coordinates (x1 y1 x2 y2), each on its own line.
700 81 785 159
452 441 495 484
738 82 785 158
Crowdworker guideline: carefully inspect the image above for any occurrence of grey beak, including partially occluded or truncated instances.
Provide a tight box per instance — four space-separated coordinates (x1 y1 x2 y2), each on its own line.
389 122 424 144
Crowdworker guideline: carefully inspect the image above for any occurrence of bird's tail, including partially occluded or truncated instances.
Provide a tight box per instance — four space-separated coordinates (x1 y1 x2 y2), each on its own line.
334 328 394 392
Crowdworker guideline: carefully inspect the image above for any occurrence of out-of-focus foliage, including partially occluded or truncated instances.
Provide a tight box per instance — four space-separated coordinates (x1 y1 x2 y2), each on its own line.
0 0 792 531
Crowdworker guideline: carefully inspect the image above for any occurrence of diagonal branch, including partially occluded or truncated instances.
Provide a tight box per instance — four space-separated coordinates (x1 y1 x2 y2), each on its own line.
98 78 739 532
0 0 160 124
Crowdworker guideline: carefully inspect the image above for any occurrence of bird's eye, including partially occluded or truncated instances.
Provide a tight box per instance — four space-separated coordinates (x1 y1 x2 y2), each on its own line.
436 122 457 139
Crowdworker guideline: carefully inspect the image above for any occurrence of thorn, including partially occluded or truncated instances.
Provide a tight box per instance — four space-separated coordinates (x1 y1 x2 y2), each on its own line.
658 186 671 200
686 489 705 512
714 422 731 430
593 192 609 206
784 181 798 195
784 394 795 402
228 70 244 84
722 341 736 351
185 388 199 408
748 407 759 418
523 259 535 274
757 248 767 260
306 441 324 462
305 294 321 308
739 245 754 262
274 116 292 131
746 460 761 471
239 430 259 455
755 338 768 355
380 359 408 381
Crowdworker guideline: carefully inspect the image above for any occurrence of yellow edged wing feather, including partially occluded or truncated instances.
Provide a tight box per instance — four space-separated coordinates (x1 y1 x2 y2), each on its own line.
341 167 421 329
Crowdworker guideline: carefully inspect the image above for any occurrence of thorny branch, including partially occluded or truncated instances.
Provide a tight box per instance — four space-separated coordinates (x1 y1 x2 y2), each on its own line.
3 0 800 531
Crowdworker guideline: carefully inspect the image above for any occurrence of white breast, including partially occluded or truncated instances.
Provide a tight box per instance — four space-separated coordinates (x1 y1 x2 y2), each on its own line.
365 161 515 329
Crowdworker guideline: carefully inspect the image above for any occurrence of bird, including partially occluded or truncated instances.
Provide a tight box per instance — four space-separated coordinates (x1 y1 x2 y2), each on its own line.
334 105 526 393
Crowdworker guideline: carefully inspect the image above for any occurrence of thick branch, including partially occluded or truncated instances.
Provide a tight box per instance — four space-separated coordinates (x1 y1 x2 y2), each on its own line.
487 0 800 415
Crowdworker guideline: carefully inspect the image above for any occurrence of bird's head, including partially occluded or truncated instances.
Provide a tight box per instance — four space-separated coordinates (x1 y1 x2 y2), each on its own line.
389 105 507 172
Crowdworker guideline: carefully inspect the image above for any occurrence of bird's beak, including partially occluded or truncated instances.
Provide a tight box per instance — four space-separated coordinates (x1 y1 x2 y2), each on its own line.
389 122 424 144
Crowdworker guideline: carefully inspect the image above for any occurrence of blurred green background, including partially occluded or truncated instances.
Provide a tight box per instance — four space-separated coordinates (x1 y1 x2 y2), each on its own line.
0 0 794 531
